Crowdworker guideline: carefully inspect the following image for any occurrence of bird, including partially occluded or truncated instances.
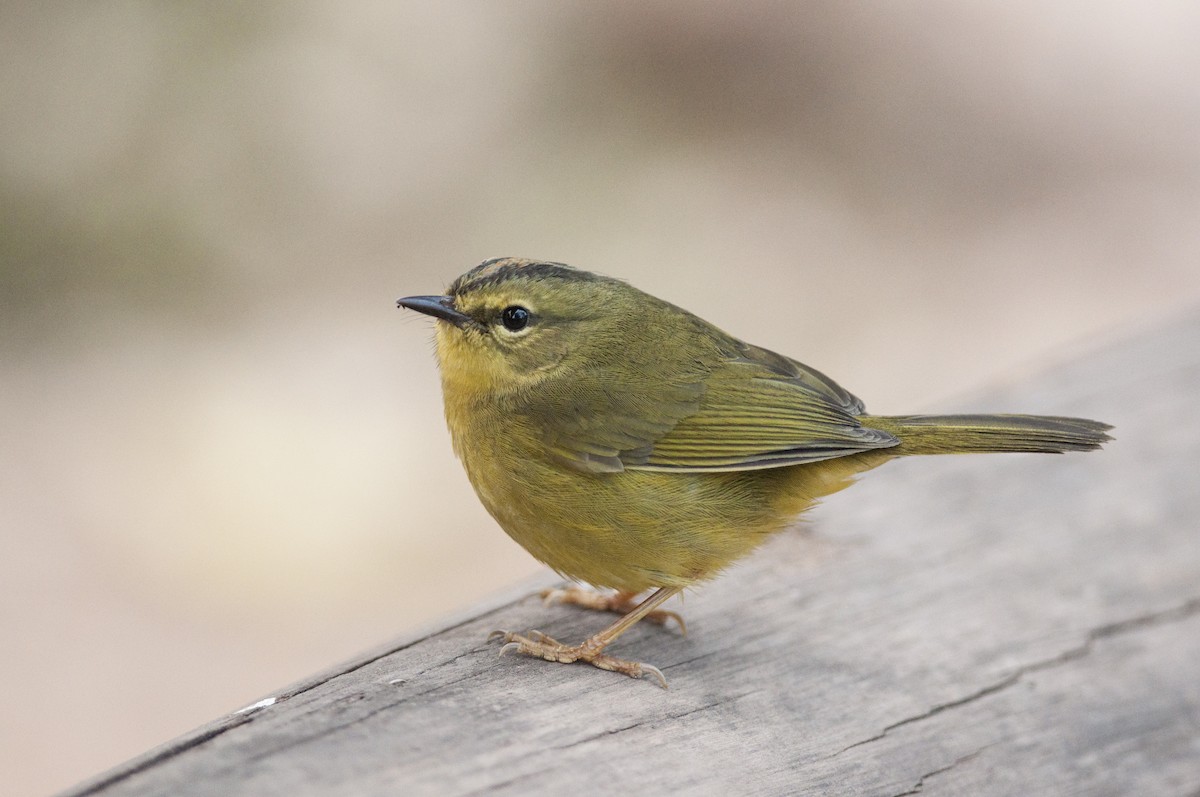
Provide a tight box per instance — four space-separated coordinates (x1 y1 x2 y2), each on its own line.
398 257 1111 687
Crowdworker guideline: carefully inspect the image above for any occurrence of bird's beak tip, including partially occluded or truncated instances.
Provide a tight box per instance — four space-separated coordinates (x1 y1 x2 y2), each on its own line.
396 295 472 327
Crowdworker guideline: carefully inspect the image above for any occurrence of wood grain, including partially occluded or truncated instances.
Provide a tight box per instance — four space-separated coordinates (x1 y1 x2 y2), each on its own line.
66 310 1200 797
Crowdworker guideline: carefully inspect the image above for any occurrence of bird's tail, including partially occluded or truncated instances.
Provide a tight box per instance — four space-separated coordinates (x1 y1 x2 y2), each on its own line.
862 414 1112 456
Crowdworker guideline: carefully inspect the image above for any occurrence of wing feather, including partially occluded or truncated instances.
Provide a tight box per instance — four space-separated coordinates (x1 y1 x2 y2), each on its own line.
623 357 897 471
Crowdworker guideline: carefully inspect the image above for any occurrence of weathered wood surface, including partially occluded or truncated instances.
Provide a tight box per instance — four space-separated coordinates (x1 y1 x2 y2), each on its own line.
67 311 1200 797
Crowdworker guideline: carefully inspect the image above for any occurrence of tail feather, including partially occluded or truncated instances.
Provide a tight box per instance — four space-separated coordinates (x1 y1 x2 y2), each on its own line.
863 414 1112 456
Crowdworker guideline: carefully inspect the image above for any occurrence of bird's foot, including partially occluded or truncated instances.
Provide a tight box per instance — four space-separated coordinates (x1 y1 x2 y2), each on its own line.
540 586 687 635
487 629 667 688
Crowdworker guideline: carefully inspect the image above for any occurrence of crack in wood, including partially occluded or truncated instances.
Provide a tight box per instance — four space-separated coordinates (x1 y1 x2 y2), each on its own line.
660 650 719 671
891 746 989 796
546 698 728 752
830 597 1200 759
454 707 720 797
231 694 414 770
466 692 776 795
396 643 497 688
66 718 253 796
118 648 505 784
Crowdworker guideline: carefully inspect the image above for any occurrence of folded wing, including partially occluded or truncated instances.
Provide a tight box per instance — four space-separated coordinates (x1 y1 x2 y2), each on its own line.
535 332 897 474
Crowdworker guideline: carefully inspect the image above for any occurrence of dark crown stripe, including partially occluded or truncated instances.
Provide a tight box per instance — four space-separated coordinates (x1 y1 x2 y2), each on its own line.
449 258 602 296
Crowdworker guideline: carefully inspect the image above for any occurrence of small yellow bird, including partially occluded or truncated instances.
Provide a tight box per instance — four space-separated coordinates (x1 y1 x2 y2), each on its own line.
398 257 1110 687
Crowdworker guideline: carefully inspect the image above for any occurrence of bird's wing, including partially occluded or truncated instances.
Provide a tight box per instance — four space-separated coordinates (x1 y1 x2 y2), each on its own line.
534 333 896 474
622 343 897 472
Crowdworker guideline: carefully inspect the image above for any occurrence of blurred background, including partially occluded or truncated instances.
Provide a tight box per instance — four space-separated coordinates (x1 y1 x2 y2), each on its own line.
3 3 1199 793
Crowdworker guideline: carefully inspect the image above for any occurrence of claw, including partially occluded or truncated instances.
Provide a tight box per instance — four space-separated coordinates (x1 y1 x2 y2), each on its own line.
639 663 668 689
657 611 687 636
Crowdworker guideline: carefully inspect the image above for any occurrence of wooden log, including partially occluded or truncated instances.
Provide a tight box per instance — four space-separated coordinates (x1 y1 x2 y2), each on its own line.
67 310 1200 797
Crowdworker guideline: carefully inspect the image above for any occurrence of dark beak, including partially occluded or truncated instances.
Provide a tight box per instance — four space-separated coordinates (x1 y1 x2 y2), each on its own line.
396 295 474 327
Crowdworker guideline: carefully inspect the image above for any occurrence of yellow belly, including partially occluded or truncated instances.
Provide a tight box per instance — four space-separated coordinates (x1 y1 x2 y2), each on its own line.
454 417 892 592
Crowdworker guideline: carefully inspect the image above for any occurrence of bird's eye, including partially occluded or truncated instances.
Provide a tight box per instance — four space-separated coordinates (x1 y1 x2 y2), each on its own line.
500 305 530 332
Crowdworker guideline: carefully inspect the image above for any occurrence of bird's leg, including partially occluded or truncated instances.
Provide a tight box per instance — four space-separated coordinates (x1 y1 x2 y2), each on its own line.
488 586 683 687
540 585 687 635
